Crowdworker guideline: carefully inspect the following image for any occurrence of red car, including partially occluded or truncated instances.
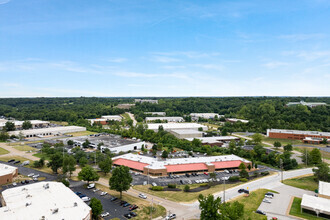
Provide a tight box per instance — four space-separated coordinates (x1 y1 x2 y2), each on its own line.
204 172 208 175
129 205 138 211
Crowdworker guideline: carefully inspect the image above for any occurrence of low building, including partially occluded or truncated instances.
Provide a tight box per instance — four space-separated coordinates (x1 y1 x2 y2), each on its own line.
0 182 91 220
101 115 122 121
145 117 184 123
301 194 330 217
0 119 50 130
186 136 240 147
88 115 122 125
169 129 204 139
319 181 330 199
303 137 329 144
190 113 224 121
68 134 145 154
147 123 207 132
286 100 327 108
0 164 18 185
226 118 249 123
267 129 330 143
113 153 251 176
9 126 86 138
116 103 135 109
144 112 166 116
135 99 158 104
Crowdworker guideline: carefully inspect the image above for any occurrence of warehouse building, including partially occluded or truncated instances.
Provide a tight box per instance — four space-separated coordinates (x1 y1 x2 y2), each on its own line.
88 115 122 125
113 153 251 176
267 129 330 144
226 118 249 123
0 164 18 185
0 182 91 220
286 100 327 108
145 117 184 123
0 119 50 130
169 129 204 139
186 136 240 147
319 181 330 199
190 113 224 121
147 123 207 132
9 126 86 138
135 99 158 104
144 112 166 116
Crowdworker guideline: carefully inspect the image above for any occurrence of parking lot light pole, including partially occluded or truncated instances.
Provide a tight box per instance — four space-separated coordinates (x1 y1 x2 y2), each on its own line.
223 178 226 203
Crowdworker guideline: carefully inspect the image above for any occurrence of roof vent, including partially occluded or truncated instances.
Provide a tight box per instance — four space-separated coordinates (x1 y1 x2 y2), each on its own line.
26 202 32 206
40 216 45 220
74 202 78 207
52 208 59 214
43 183 49 189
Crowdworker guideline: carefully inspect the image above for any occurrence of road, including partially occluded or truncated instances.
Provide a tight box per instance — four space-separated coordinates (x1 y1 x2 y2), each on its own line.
126 112 137 126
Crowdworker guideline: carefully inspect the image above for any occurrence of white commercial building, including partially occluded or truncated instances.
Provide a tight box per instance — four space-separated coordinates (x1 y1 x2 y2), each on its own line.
0 164 18 185
169 129 203 139
101 115 122 121
186 136 240 146
145 117 184 123
287 100 327 108
226 118 249 123
301 194 330 217
319 181 330 199
88 115 122 125
100 141 145 154
0 119 50 130
9 126 86 138
190 113 224 120
0 182 91 220
147 123 207 132
135 99 158 104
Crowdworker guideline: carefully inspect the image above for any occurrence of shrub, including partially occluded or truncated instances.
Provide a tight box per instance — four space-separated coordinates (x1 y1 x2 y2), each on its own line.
167 184 176 189
229 176 240 182
184 185 190 192
151 186 164 191
253 172 259 177
240 178 248 182
261 171 270 176
200 183 208 187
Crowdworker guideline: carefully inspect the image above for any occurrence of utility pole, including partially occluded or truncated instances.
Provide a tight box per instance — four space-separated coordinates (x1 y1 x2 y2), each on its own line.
305 148 308 167
223 177 226 203
280 158 283 183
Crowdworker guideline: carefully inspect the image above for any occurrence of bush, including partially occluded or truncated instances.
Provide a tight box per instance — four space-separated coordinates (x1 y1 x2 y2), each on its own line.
253 172 259 177
151 186 164 191
200 183 208 187
229 176 240 182
240 178 248 182
167 184 176 189
184 185 190 192
261 171 270 176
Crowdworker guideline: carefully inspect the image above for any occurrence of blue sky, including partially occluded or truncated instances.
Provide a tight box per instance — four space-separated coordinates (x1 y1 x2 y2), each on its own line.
0 0 329 97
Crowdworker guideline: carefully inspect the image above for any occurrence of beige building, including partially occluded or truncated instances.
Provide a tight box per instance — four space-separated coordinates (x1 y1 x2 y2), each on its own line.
0 164 18 185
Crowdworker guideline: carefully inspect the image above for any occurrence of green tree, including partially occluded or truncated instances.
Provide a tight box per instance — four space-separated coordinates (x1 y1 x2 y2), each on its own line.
273 141 282 149
239 169 249 179
89 197 103 220
283 144 293 152
184 185 190 192
198 194 222 220
98 156 112 175
238 139 245 146
0 132 9 141
251 133 263 144
78 165 100 184
67 140 74 146
109 166 132 199
247 164 252 171
63 155 76 177
4 121 15 131
33 157 45 168
209 172 216 181
79 157 88 167
313 162 330 182
82 139 90 148
22 121 32 130
219 201 244 220
238 162 246 170
321 138 328 145
309 148 322 165
47 153 63 173
161 150 168 159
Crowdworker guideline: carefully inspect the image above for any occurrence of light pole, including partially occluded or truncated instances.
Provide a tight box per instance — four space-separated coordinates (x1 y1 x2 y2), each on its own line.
280 158 283 183
223 177 226 203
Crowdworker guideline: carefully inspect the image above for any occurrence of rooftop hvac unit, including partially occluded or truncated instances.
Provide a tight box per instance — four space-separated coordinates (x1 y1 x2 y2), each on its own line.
52 208 59 214
43 183 49 189
74 202 78 207
40 216 46 220
26 202 32 207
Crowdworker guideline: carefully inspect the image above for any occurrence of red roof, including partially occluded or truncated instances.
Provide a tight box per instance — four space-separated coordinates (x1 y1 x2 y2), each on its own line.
165 163 208 173
211 160 242 169
113 158 149 171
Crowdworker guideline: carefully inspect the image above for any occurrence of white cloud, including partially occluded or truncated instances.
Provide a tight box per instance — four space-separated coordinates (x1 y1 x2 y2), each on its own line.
107 58 127 63
151 51 220 58
279 33 326 41
152 56 181 63
262 61 289 69
0 0 10 5
193 64 224 71
283 50 330 61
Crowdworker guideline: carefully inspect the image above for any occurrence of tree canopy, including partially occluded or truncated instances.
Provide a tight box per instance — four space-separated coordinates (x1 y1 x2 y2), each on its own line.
78 165 100 184
109 166 132 199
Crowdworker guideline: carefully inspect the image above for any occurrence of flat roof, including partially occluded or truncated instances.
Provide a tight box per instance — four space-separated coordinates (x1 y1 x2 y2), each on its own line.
190 113 224 117
0 120 50 127
0 163 17 177
147 123 207 130
113 153 250 170
301 194 330 215
186 136 239 143
145 117 183 120
0 182 91 220
171 129 203 135
267 129 330 137
319 181 330 197
9 126 86 136
227 118 249 123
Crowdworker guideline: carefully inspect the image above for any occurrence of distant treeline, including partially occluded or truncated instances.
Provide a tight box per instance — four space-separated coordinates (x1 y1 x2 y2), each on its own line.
0 97 329 132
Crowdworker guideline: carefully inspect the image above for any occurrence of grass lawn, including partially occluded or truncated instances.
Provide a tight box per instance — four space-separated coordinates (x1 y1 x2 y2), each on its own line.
0 155 32 163
231 189 278 220
294 146 330 160
289 197 329 220
133 182 241 203
95 184 166 220
32 153 51 160
121 113 131 121
283 175 318 192
13 145 37 151
263 137 302 146
66 131 97 137
49 121 69 126
0 147 9 155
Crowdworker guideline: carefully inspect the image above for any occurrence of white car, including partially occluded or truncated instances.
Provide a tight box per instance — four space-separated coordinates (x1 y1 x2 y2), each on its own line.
262 198 271 203
264 194 273 199
152 182 157 186
27 173 34 177
139 193 147 199
33 174 40 178
143 181 147 185
93 188 99 193
100 191 108 196
101 212 109 217
165 213 176 220
224 170 230 174
12 182 17 187
87 183 95 189
82 197 91 202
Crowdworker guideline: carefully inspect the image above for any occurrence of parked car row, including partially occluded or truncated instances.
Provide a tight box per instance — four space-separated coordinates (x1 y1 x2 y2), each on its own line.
74 192 91 202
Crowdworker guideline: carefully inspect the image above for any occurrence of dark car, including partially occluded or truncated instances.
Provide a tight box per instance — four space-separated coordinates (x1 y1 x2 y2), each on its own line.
110 197 118 201
7 159 15 163
13 161 20 164
24 180 29 184
256 210 266 215
238 189 249 194
129 212 137 217
185 173 190 177
75 192 82 195
79 194 86 198
123 202 130 207
120 201 127 206
124 213 132 219
21 180 25 184
266 192 274 197
129 205 138 211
